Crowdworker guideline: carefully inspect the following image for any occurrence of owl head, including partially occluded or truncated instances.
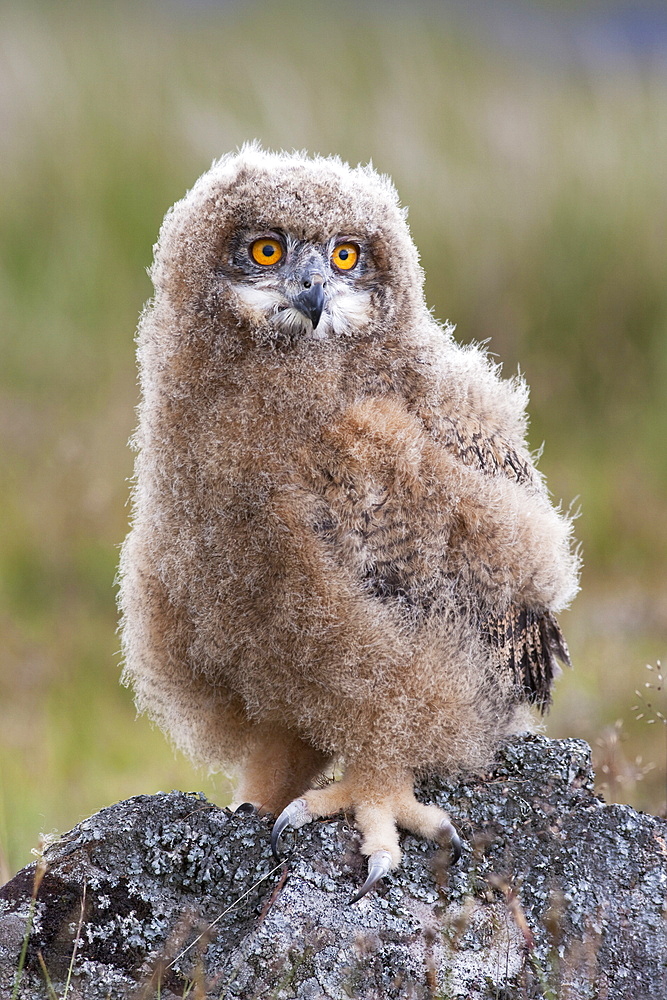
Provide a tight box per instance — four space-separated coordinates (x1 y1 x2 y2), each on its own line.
149 143 426 351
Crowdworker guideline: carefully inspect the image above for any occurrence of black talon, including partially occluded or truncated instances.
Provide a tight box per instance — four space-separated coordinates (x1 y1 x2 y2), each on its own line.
270 798 312 861
348 873 381 905
271 811 291 861
438 819 462 864
348 850 393 905
233 802 257 815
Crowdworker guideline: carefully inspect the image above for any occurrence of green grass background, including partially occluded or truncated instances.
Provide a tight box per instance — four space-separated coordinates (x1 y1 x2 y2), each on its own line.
1 0 665 880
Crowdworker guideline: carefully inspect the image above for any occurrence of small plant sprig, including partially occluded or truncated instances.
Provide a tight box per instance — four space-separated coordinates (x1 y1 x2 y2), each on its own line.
633 660 666 728
11 844 48 1000
595 719 655 803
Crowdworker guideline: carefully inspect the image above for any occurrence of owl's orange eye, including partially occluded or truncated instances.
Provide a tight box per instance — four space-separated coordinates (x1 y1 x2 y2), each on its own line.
250 238 284 266
331 242 359 271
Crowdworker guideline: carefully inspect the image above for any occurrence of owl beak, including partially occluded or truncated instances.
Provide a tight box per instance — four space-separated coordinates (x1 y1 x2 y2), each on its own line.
292 274 326 330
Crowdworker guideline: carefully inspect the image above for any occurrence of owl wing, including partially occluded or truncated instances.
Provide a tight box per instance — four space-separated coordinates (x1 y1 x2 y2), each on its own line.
480 605 570 711
426 411 570 711
427 412 536 484
318 399 571 712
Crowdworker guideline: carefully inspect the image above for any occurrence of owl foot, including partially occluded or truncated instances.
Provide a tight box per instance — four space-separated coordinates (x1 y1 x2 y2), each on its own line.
270 771 461 902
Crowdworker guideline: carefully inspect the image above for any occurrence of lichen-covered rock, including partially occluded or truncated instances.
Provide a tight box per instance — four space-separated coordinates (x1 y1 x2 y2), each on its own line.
1 735 665 999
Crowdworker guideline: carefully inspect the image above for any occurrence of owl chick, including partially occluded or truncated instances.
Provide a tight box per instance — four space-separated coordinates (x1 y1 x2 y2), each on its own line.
119 143 579 901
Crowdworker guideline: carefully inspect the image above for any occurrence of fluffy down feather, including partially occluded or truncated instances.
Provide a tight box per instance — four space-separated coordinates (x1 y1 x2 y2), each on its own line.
118 144 579 887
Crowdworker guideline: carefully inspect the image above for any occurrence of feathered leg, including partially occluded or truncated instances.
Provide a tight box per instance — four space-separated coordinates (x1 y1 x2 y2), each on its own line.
233 724 330 816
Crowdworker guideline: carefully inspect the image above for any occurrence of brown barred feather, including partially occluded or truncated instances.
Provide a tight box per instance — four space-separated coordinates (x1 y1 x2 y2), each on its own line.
425 413 535 485
481 606 570 712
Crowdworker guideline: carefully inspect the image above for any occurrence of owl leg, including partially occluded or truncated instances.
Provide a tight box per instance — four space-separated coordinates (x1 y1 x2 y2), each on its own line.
233 724 330 816
271 768 460 902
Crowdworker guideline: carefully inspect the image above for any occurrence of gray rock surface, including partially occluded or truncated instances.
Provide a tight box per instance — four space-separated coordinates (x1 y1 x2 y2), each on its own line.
1 735 665 999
